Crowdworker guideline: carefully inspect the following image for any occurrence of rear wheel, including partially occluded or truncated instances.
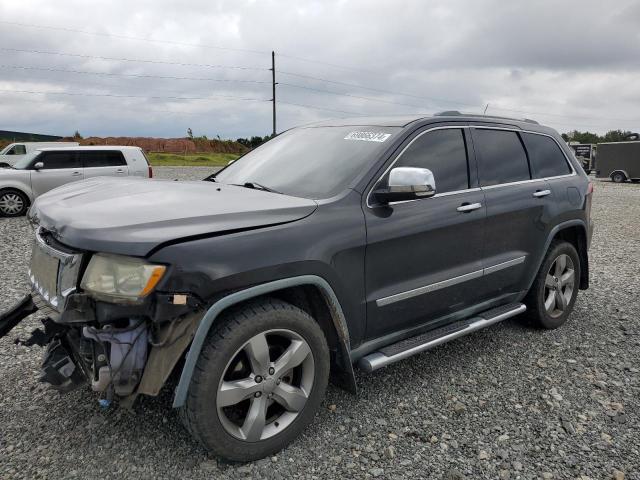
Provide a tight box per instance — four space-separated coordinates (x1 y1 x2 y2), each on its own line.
179 298 329 461
524 241 580 329
611 171 626 183
0 189 29 217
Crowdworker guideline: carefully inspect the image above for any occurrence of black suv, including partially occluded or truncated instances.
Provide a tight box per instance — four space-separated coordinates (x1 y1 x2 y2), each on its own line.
1 113 593 461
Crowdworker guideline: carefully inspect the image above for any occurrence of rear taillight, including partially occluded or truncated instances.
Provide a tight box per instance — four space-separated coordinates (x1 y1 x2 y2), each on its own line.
148 165 153 178
586 182 594 195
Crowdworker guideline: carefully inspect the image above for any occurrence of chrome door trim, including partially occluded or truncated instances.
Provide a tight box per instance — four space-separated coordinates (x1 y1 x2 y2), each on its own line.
376 269 484 307
483 255 526 275
366 124 577 209
376 255 527 306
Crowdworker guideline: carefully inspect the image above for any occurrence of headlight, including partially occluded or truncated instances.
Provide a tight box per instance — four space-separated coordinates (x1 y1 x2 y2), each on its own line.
80 253 166 303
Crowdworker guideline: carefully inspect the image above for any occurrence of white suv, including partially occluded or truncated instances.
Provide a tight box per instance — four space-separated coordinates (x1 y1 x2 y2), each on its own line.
0 146 152 217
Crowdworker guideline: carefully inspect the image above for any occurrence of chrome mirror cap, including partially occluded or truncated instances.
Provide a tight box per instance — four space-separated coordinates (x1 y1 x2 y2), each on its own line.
388 167 436 198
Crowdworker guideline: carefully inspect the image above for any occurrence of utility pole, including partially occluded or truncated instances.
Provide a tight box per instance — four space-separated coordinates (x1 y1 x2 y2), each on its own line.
271 50 277 137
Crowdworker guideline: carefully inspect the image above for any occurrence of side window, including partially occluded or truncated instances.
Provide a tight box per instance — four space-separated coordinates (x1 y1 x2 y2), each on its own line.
474 129 530 186
394 128 469 193
6 145 26 155
38 151 80 169
521 133 572 178
80 151 127 167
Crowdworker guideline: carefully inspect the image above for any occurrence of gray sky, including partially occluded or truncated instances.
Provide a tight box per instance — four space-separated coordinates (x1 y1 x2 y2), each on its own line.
1 0 639 139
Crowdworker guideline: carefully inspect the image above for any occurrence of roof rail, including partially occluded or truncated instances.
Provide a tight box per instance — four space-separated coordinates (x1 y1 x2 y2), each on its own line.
433 111 539 125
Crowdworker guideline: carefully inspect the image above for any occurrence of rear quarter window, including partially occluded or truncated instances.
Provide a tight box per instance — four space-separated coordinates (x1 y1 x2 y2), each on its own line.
521 133 572 178
79 151 127 167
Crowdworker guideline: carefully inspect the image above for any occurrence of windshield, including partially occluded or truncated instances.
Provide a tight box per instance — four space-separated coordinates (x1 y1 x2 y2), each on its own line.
215 126 401 199
12 151 41 169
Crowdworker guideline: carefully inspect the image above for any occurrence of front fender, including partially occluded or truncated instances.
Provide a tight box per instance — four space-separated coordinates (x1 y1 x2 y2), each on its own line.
0 180 34 203
172 274 356 408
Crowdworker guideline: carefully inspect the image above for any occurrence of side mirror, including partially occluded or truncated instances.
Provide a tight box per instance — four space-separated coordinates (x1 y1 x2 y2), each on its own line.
373 167 436 204
33 162 44 170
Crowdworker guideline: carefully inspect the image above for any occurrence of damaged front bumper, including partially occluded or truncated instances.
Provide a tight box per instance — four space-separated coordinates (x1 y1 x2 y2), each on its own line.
1 291 202 404
1 227 203 405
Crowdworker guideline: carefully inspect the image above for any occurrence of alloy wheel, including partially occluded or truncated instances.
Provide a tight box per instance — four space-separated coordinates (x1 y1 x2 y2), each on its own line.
0 193 24 215
216 329 315 442
544 254 575 318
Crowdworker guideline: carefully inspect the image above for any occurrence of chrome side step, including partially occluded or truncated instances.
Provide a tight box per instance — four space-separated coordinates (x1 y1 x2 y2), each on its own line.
358 302 526 372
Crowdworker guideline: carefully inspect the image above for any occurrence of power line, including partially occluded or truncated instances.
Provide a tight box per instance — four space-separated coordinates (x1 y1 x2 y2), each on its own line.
276 52 376 74
278 70 475 107
487 105 639 124
279 70 640 125
0 88 359 116
0 19 370 73
0 47 268 72
0 64 421 109
0 64 270 84
0 20 269 56
279 82 429 109
0 88 268 102
277 100 362 116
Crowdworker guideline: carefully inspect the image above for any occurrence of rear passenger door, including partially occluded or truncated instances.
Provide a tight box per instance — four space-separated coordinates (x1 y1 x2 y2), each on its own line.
80 151 129 180
30 151 83 197
470 127 552 295
364 126 487 339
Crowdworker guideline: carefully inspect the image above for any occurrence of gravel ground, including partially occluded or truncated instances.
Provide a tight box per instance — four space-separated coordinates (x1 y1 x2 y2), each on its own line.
0 172 638 480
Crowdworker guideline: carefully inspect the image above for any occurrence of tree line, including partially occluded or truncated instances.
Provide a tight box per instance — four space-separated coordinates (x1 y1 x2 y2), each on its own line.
561 129 639 144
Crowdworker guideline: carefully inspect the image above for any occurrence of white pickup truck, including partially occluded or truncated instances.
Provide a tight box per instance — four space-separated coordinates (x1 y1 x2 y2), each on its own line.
0 146 152 216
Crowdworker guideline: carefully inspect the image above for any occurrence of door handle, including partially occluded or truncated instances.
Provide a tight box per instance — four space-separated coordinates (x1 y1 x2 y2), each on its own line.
533 189 551 198
116 169 125 174
457 202 482 212
71 171 82 177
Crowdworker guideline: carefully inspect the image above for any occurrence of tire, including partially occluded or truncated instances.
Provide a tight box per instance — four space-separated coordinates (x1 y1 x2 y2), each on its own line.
179 298 330 461
611 172 626 183
0 189 29 217
523 241 581 329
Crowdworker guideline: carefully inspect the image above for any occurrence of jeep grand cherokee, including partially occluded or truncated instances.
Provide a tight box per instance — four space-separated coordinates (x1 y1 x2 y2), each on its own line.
0 113 593 461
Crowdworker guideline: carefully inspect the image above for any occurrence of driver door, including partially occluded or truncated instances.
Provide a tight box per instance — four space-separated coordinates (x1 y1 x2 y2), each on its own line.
363 126 487 339
30 151 83 197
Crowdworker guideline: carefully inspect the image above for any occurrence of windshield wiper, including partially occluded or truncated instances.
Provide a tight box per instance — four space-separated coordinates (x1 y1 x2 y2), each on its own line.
237 181 282 194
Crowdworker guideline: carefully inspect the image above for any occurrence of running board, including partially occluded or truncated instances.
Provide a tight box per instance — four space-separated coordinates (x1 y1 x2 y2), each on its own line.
358 302 526 372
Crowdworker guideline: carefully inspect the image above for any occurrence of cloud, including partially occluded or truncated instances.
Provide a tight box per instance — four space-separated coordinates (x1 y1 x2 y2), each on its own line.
0 0 638 137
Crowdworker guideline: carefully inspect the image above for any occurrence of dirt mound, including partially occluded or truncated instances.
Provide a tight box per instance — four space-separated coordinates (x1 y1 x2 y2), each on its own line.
62 137 248 155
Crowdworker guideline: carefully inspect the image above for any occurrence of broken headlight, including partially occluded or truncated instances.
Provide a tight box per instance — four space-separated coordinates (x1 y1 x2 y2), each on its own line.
80 253 166 303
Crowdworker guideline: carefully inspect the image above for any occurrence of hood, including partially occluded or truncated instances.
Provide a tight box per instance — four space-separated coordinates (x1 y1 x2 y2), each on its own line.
30 177 318 256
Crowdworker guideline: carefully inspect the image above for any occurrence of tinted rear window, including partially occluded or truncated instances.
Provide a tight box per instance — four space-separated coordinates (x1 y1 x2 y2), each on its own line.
395 128 469 193
474 129 530 186
79 151 127 167
522 133 572 178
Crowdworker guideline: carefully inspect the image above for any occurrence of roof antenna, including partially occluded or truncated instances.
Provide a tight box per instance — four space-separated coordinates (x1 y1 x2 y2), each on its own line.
483 103 489 114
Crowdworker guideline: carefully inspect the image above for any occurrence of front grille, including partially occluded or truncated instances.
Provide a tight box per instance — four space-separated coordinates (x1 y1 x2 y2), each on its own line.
28 228 83 313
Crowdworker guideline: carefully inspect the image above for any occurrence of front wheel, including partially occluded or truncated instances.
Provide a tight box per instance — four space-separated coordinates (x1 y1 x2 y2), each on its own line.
179 298 329 461
0 189 29 217
524 241 580 329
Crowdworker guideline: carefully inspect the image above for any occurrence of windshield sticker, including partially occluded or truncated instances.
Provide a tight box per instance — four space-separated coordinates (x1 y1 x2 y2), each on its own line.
344 131 392 143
